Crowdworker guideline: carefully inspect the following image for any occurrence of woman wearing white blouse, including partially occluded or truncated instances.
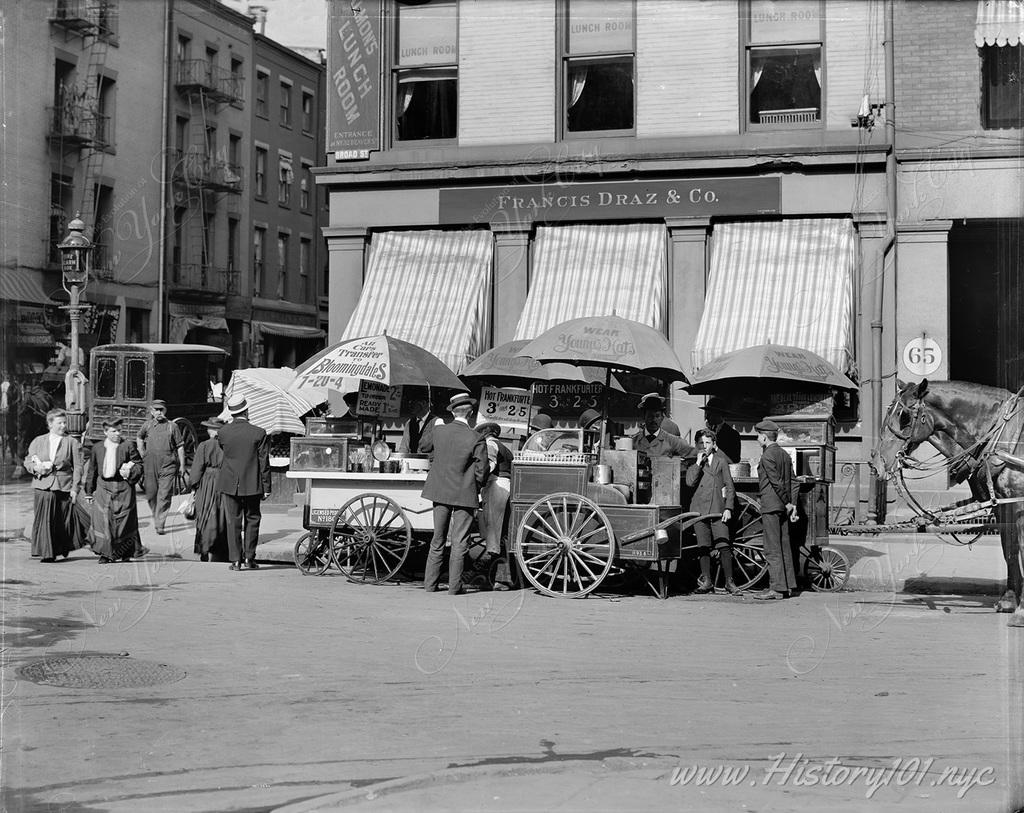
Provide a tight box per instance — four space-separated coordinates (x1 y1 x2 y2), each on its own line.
25 408 83 561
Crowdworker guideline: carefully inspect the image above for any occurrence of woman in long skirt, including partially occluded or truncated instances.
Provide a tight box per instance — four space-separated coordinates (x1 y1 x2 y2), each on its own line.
84 418 144 564
25 408 83 561
189 417 229 562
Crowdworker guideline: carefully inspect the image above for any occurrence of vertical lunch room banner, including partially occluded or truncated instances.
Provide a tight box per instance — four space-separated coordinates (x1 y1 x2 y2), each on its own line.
327 0 383 158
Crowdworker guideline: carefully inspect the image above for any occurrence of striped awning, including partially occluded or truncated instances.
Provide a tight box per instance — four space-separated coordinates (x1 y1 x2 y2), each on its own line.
343 230 493 373
220 367 327 435
513 223 667 340
691 218 857 378
0 268 53 305
255 321 325 340
976 0 1024 46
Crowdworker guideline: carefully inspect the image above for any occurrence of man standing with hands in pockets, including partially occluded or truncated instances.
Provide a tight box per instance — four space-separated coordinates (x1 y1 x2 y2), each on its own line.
217 395 271 571
752 419 800 599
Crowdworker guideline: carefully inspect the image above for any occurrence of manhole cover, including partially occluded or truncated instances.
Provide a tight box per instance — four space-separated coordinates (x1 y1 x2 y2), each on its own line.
18 655 187 689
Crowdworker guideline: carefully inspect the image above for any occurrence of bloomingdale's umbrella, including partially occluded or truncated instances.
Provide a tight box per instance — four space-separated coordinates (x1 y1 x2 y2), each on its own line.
686 343 858 395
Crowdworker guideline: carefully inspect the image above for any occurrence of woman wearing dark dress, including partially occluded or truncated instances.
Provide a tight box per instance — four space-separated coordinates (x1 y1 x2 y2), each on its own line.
25 408 83 561
84 418 144 564
189 417 229 562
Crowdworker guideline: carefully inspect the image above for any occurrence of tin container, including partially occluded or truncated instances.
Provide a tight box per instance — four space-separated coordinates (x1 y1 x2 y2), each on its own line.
594 464 613 484
614 437 634 451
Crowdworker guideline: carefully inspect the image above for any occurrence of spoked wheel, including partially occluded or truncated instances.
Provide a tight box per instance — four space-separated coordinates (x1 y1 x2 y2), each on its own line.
514 493 615 598
804 545 851 592
329 493 412 584
293 530 332 576
719 493 769 591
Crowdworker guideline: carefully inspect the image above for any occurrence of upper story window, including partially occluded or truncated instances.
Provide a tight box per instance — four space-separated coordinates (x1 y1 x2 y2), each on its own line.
230 57 245 105
563 0 635 136
278 154 293 206
744 0 823 129
176 34 190 64
253 226 266 297
301 90 314 134
300 162 312 211
256 70 269 118
394 0 458 142
982 44 1023 129
255 146 267 198
280 81 292 126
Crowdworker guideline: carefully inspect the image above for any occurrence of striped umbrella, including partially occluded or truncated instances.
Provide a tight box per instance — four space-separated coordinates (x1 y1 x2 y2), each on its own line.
220 368 326 435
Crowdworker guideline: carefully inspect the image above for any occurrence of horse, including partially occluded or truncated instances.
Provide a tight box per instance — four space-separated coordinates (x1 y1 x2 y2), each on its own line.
870 378 1024 626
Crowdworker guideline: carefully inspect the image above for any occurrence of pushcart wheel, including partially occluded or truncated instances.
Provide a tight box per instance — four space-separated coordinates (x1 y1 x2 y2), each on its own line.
293 530 331 576
514 492 615 598
804 545 850 592
717 492 769 591
330 493 412 584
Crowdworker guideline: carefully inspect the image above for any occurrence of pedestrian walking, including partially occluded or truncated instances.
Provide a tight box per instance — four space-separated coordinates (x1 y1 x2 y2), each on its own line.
84 418 144 564
189 417 229 562
685 429 741 594
752 419 800 600
137 399 186 536
630 393 694 458
25 408 84 562
216 395 271 571
422 393 489 595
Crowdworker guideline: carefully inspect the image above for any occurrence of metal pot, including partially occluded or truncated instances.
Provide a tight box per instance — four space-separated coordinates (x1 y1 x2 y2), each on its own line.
594 464 613 484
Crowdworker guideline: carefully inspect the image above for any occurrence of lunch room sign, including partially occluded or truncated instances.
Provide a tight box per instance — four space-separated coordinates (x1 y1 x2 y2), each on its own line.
439 177 779 224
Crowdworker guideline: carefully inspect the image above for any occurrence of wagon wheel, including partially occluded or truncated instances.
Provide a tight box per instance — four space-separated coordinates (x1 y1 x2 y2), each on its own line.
804 545 850 592
330 493 412 584
293 530 331 576
717 492 770 591
173 418 198 481
514 492 615 598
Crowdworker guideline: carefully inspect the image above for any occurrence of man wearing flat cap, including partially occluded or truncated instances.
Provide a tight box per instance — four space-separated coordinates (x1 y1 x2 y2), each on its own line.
422 392 489 595
631 393 694 459
137 399 185 538
216 395 271 571
753 419 800 599
695 397 741 465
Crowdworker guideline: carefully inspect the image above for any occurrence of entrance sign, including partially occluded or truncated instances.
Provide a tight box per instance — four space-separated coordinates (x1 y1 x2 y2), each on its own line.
902 337 942 377
479 386 531 430
327 0 382 156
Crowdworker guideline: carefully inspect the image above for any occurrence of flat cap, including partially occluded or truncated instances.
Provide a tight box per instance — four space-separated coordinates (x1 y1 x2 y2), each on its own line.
151 399 167 409
754 419 780 433
102 417 123 428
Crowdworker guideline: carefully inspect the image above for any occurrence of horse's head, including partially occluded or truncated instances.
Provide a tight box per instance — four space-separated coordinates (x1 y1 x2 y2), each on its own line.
870 378 937 480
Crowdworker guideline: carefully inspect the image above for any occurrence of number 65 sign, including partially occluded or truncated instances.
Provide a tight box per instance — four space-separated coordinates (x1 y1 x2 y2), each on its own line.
902 336 942 377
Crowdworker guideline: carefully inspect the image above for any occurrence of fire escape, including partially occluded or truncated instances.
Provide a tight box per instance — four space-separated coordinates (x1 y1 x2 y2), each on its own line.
47 1 116 281
171 56 244 302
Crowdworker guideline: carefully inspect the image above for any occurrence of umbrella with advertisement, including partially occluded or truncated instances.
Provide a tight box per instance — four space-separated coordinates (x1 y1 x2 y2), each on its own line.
686 343 857 395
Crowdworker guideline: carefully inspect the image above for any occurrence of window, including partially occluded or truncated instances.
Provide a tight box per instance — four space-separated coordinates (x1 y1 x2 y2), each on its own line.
744 0 823 128
175 116 189 153
125 358 147 401
229 133 242 183
230 56 244 103
300 162 312 210
172 207 185 280
277 232 290 299
301 90 314 133
202 212 214 273
93 184 114 273
563 0 635 135
205 124 216 160
278 155 293 205
205 46 218 87
255 70 269 117
95 357 117 399
176 34 190 65
255 146 267 197
300 238 311 301
982 45 1023 129
49 174 72 263
96 0 117 39
227 217 239 272
96 75 116 147
254 227 266 296
394 0 458 142
280 81 292 126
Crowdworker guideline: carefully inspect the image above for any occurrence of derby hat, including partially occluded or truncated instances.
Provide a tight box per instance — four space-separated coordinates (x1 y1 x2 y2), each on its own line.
475 421 501 437
702 396 730 413
226 394 249 415
530 413 553 431
446 392 477 412
754 419 780 433
578 408 602 430
638 392 666 411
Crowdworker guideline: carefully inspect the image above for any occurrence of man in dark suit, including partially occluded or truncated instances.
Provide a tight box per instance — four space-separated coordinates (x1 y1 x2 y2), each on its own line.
696 397 742 465
753 419 800 599
686 429 740 594
216 395 271 571
422 392 489 595
399 394 439 455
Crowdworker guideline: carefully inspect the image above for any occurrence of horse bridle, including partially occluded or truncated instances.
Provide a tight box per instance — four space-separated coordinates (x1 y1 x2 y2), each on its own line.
882 394 935 445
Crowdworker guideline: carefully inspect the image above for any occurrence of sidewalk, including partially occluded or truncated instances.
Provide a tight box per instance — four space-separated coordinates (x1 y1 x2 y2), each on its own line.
0 468 1009 598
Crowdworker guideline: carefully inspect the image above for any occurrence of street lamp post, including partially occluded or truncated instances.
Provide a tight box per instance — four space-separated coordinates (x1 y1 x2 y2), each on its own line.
57 214 92 437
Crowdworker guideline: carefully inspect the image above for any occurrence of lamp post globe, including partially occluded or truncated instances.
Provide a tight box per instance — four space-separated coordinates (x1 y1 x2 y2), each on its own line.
56 213 92 434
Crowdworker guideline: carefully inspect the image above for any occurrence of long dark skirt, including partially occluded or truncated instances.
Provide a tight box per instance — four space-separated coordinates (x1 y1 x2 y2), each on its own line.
192 471 229 561
90 480 141 561
30 489 82 559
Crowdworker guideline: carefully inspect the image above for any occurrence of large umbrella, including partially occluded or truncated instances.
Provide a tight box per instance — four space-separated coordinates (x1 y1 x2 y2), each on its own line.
221 368 326 435
517 315 689 448
462 340 624 388
289 334 466 395
686 343 858 395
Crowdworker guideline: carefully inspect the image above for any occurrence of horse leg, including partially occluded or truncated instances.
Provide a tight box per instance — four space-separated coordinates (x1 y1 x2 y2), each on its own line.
995 504 1020 613
1008 509 1024 627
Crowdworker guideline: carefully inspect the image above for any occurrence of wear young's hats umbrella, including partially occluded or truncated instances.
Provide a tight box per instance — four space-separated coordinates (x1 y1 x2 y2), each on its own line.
462 339 624 389
687 343 858 395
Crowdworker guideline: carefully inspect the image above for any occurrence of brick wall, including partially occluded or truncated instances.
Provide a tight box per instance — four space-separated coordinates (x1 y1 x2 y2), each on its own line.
825 2 885 130
895 0 981 132
459 0 556 145
637 0 739 137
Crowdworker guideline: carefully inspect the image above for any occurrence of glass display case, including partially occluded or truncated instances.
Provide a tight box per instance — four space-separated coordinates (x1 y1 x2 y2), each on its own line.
290 437 351 472
305 417 361 437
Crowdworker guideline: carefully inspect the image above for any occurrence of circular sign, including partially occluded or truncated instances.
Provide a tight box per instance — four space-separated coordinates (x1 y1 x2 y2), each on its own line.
902 337 942 376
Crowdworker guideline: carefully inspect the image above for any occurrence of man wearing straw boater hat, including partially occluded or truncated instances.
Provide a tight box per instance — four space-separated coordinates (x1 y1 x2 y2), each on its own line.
422 392 489 595
216 395 271 571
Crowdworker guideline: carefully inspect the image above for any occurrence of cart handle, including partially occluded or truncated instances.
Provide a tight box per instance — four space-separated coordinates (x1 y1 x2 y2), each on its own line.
617 512 723 545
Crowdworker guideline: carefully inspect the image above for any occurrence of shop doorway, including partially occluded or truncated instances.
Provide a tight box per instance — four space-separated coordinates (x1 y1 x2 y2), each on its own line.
948 219 1023 389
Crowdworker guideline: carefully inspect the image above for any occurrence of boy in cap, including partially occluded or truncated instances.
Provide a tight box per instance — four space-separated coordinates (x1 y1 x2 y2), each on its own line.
631 393 693 458
422 393 489 595
752 419 800 599
137 398 185 537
